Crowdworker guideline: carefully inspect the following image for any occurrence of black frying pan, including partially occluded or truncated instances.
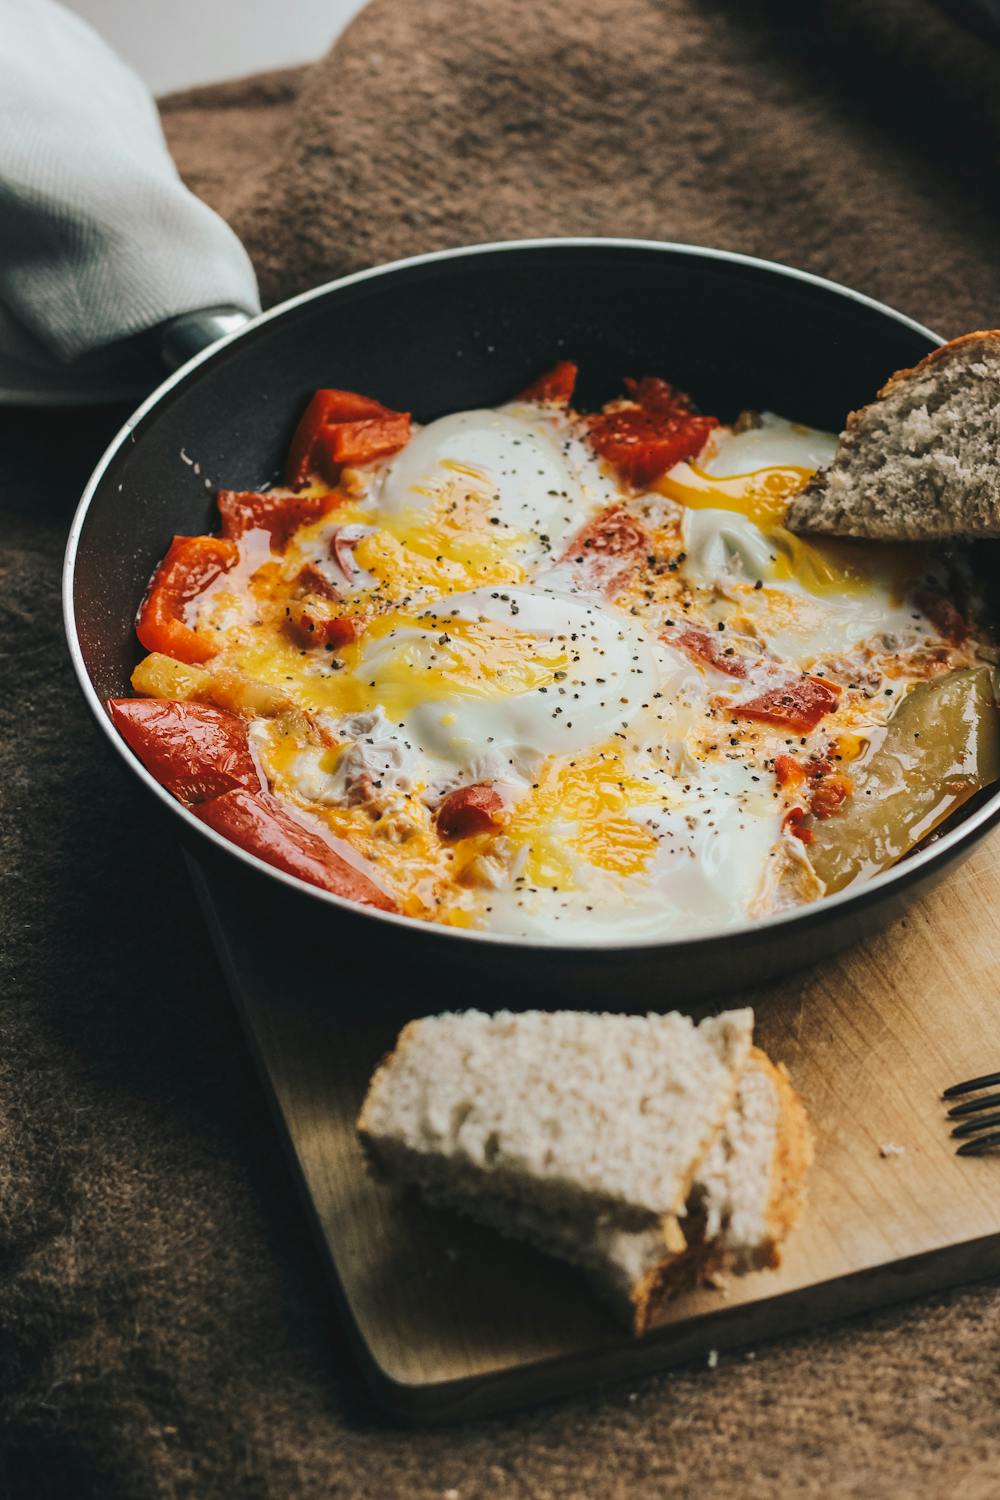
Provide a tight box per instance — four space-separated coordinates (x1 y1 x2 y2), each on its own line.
63 238 1000 1004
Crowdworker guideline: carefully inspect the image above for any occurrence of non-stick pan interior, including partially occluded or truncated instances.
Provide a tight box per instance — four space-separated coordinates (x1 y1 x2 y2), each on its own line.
72 241 938 702
71 239 1000 998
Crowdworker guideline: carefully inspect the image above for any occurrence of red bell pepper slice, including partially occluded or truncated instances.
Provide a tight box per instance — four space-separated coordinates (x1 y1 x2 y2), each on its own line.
663 624 748 679
436 784 506 840
136 535 239 664
587 376 718 488
323 414 411 474
734 676 841 734
107 698 262 803
192 787 397 910
285 388 411 485
518 361 578 405
217 489 341 551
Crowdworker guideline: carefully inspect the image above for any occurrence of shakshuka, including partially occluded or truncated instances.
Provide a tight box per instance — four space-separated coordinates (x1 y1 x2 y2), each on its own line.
108 362 1000 940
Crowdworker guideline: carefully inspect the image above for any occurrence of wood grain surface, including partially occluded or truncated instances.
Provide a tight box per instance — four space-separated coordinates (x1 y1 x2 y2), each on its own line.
187 830 1000 1423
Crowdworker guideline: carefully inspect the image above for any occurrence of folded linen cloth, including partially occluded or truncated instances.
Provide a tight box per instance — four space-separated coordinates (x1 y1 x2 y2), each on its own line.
0 0 260 402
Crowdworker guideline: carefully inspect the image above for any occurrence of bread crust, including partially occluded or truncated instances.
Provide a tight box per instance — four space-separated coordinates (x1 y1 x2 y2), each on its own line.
758 1055 814 1266
873 328 1000 401
787 329 1000 540
631 1050 813 1335
357 1014 812 1340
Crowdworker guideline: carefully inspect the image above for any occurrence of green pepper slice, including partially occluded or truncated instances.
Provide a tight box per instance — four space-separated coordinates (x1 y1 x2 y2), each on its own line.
809 666 1000 894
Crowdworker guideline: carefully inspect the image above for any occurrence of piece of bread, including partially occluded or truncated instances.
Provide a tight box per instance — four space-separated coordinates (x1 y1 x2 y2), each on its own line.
630 1048 814 1330
357 1009 812 1335
358 1008 751 1232
785 330 1000 540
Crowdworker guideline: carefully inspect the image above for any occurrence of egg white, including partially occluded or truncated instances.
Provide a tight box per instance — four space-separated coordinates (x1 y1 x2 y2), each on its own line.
377 408 615 555
701 412 838 476
354 584 656 781
681 506 924 667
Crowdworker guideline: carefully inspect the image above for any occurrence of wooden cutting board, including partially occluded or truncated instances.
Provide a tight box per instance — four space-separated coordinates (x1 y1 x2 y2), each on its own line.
187 831 1000 1424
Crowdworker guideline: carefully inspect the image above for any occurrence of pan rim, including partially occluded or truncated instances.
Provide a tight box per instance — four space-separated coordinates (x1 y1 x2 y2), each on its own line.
63 234 1000 953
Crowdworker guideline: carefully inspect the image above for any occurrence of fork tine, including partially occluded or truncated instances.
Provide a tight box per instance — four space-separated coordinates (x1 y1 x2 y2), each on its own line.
948 1091 1000 1118
957 1130 1000 1156
952 1110 1000 1139
942 1070 1000 1099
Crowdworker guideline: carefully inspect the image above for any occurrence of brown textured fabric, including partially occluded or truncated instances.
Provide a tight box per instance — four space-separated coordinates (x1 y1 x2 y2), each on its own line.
6 1 1000 1495
162 0 1000 338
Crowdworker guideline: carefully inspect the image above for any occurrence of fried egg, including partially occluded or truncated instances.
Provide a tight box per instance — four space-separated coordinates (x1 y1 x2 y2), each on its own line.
354 584 656 782
377 408 616 556
169 396 978 942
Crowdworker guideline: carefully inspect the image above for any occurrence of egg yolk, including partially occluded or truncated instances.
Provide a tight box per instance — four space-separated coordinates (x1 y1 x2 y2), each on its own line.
659 461 810 528
358 611 570 716
660 461 929 600
503 746 664 889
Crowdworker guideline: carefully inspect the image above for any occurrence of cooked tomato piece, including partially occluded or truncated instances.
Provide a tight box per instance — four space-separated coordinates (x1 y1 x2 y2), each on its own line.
107 698 261 803
564 506 647 559
782 807 813 844
136 535 238 664
810 770 854 819
622 376 684 411
518 361 579 405
217 489 341 551
735 676 841 734
192 787 397 910
294 562 343 601
587 377 718 488
559 506 648 593
285 557 365 648
774 753 806 789
285 388 410 485
436 784 506 840
774 752 853 817
286 596 364 649
664 624 748 679
914 587 967 644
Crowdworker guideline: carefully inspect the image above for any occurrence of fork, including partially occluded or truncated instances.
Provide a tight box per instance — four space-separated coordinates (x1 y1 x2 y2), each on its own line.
944 1071 1000 1155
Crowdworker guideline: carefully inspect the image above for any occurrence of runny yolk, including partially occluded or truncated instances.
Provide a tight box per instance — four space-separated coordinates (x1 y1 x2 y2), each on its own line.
658 461 812 529
660 461 929 600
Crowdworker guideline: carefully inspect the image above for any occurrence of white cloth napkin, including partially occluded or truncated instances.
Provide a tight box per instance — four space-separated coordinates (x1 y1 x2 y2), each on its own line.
0 0 261 404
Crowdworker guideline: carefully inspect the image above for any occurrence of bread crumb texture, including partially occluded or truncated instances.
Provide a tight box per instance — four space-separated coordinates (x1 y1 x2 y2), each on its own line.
786 331 1000 540
358 1009 813 1334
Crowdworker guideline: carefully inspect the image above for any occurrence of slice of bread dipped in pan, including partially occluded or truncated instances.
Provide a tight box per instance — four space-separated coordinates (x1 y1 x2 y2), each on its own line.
357 1009 813 1335
785 330 1000 540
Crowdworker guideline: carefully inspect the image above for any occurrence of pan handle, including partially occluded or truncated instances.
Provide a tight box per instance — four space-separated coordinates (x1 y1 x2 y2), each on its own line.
159 305 254 371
